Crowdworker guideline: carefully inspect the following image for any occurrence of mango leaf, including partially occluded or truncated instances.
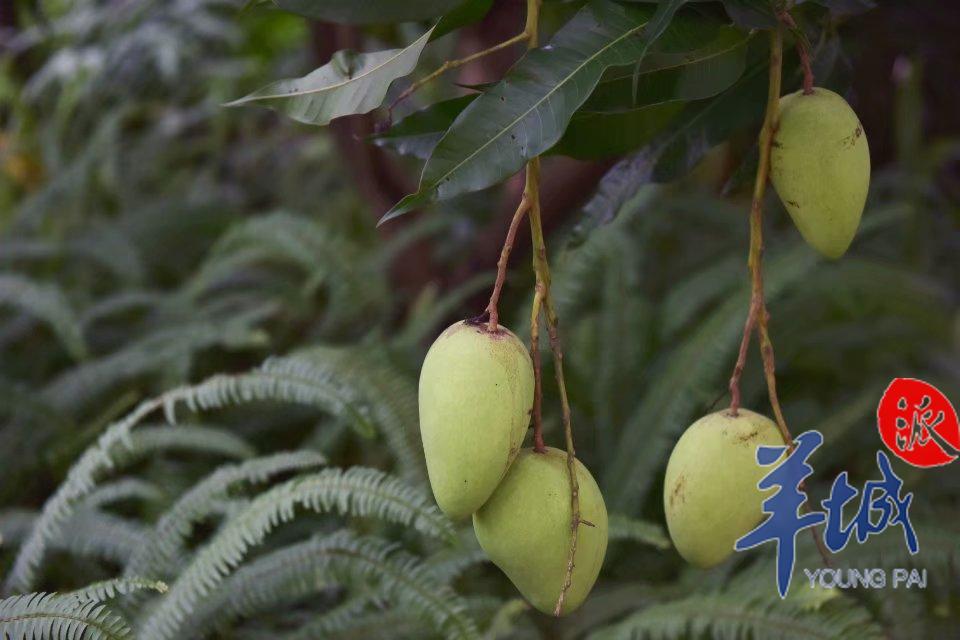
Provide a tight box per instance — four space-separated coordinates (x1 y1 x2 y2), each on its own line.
225 28 434 126
380 0 689 224
800 0 875 15
721 0 778 28
375 25 749 162
275 0 462 24
585 41 748 111
553 103 683 159
433 0 495 40
373 95 478 160
572 56 766 235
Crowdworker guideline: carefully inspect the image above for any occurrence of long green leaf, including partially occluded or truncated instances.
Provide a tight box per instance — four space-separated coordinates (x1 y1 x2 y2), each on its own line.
275 0 461 24
226 28 434 126
381 0 688 222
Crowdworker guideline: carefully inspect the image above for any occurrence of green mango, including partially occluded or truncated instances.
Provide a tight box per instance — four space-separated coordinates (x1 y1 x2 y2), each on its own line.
418 320 534 520
770 87 870 259
473 447 608 615
663 409 784 568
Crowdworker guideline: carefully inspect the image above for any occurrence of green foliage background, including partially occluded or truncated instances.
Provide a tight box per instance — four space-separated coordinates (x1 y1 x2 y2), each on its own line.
0 0 957 638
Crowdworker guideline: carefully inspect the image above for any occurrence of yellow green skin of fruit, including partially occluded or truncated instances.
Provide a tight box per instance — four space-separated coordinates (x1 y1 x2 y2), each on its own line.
418 320 534 520
473 447 608 616
770 87 870 259
663 409 785 568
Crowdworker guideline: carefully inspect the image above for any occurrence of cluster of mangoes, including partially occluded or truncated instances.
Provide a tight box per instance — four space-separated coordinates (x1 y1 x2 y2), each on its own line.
665 88 870 565
419 320 608 615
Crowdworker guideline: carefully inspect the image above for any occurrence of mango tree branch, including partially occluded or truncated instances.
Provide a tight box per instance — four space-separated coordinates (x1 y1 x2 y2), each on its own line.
526 155 582 616
530 282 545 453
728 27 783 418
777 9 815 95
486 196 531 330
387 31 531 119
726 27 832 567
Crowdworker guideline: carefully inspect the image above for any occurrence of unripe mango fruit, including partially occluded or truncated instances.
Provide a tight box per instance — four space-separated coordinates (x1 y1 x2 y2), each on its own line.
663 409 784 568
418 320 534 520
473 447 608 615
770 88 870 259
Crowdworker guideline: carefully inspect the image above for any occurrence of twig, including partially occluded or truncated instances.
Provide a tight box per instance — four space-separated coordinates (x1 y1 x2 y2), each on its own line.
777 9 814 94
728 28 783 417
387 31 531 118
527 157 581 616
486 196 531 330
530 282 546 453
726 27 832 568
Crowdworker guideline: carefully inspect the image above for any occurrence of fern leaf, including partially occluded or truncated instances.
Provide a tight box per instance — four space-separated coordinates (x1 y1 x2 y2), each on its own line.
262 349 425 483
8 350 418 593
1 509 148 567
261 609 426 640
589 590 885 640
42 309 272 412
67 578 167 604
84 478 164 510
122 424 256 462
138 470 456 640
0 592 132 640
195 532 477 640
423 543 489 584
124 451 326 580
608 515 671 550
603 243 820 511
0 273 87 360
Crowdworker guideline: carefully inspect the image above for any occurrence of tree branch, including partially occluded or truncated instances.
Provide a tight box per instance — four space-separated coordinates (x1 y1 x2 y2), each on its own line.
726 27 832 568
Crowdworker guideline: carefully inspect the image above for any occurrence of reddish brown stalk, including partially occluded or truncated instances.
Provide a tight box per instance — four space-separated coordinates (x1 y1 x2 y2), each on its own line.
486 196 531 331
525 155 581 615
777 10 815 94
727 27 832 568
728 27 782 417
387 31 530 119
530 283 546 453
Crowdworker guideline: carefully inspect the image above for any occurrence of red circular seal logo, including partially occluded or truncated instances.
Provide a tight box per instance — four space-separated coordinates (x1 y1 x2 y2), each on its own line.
877 378 960 468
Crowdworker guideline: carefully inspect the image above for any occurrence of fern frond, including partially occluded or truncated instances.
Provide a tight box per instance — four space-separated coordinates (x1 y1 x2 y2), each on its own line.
261 349 425 483
8 350 417 593
188 540 375 637
396 273 491 349
0 592 132 640
80 291 168 328
124 451 326 580
603 243 820 511
121 424 256 462
1 509 148 567
262 609 426 640
185 211 388 330
232 597 374 640
0 273 87 360
67 578 167 604
138 470 456 640
590 590 886 640
608 515 671 550
484 598 531 640
43 309 272 412
660 255 742 338
194 532 476 640
84 478 164 510
423 543 489 584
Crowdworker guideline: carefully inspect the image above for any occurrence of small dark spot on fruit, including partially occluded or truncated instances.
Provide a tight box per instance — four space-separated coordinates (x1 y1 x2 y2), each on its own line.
771 140 783 149
670 475 686 508
735 428 761 444
786 199 800 209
